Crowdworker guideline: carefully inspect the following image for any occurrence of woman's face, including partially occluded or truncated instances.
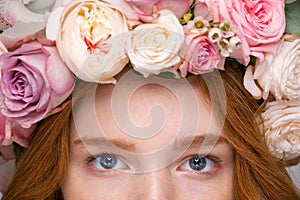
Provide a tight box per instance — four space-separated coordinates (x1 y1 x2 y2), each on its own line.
62 72 234 199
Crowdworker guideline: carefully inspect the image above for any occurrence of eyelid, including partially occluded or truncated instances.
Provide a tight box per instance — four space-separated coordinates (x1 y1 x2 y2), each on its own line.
85 152 131 172
179 154 221 164
176 154 222 177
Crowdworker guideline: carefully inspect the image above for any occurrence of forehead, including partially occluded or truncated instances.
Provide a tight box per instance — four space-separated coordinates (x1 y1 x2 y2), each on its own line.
71 71 223 153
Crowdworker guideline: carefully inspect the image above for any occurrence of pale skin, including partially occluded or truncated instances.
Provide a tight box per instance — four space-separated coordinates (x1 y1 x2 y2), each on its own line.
61 72 234 199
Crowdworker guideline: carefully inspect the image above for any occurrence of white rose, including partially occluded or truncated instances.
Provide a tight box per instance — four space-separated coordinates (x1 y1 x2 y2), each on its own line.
254 34 300 100
47 0 130 84
127 10 184 77
262 99 300 161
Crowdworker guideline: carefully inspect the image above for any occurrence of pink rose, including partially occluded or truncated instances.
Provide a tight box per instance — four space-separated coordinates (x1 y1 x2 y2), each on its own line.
194 0 285 62
126 0 193 20
194 0 216 21
0 41 75 129
179 34 224 77
227 0 285 59
0 112 36 146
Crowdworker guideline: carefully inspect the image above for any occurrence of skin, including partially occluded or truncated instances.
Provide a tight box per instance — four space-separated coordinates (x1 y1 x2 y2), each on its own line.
62 72 234 199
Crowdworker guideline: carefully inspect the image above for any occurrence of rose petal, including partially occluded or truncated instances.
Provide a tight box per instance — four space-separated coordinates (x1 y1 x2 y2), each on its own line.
43 46 74 94
243 65 262 99
45 6 65 41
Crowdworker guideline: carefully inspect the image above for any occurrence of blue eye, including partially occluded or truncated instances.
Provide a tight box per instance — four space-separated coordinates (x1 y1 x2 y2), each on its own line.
180 155 215 172
92 153 127 170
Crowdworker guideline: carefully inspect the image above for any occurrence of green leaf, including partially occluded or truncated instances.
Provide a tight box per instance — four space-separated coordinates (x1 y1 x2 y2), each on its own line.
285 0 300 34
156 71 183 79
130 68 143 76
130 68 183 80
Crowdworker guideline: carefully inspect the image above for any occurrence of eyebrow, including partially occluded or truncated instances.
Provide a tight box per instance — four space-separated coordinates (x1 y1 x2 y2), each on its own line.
74 137 135 151
74 134 226 152
175 134 227 150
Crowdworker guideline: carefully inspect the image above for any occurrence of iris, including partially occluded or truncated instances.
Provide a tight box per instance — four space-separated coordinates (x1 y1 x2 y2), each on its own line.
188 156 207 171
99 153 118 169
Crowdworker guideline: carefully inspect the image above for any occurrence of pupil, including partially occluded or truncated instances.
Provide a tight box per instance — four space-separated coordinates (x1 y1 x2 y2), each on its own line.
99 154 117 169
189 156 206 171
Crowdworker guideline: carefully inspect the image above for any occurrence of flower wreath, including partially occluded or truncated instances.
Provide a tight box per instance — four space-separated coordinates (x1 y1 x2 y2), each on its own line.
0 0 299 189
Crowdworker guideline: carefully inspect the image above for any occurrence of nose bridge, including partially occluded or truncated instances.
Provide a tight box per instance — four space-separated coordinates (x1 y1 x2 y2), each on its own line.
135 169 175 200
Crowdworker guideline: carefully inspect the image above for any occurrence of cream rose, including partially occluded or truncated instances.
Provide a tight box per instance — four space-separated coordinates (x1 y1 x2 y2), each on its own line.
254 34 300 100
126 10 184 77
47 0 130 83
262 99 300 161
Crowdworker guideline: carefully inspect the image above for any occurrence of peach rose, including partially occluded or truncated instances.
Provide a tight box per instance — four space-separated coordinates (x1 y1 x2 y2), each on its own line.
262 99 300 161
47 0 130 83
255 34 300 100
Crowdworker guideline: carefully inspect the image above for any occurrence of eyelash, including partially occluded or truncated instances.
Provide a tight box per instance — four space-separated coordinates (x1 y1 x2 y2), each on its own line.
85 153 222 177
85 152 129 174
176 154 222 178
85 152 115 165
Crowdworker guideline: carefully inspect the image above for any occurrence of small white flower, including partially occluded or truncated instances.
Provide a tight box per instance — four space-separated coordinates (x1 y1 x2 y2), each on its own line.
222 31 235 38
229 36 242 49
186 16 209 34
218 38 231 57
208 27 222 43
219 19 231 32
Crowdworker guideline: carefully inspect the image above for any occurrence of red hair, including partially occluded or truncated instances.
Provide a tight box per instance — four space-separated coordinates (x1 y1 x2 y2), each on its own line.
3 65 300 199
